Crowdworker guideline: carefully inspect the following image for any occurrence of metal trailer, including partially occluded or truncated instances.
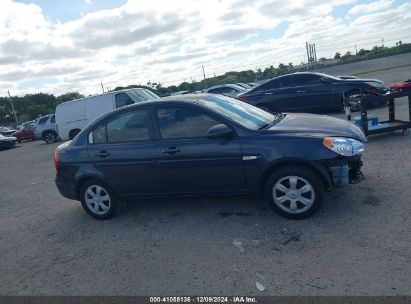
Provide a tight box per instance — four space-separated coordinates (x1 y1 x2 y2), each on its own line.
344 90 411 137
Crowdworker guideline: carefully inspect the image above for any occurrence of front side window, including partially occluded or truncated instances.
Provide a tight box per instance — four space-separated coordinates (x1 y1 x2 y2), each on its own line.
126 89 159 102
156 107 220 139
92 123 106 144
91 109 149 144
115 93 134 108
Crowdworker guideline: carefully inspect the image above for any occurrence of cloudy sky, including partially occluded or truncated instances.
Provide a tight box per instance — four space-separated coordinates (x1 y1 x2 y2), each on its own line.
0 0 410 96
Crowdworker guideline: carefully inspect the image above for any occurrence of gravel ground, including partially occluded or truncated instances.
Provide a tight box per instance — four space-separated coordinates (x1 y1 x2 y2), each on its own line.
0 63 410 296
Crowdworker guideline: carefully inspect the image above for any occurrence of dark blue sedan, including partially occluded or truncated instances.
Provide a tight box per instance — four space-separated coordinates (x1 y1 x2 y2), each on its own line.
54 94 366 220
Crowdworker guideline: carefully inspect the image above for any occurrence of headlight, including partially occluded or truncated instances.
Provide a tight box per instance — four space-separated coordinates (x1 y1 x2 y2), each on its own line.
323 137 364 156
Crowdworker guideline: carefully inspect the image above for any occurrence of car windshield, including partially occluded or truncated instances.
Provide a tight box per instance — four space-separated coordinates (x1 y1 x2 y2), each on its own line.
127 89 159 102
197 95 278 130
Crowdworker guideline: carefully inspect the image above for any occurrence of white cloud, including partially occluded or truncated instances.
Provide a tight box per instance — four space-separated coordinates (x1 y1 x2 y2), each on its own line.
0 0 410 96
348 0 393 15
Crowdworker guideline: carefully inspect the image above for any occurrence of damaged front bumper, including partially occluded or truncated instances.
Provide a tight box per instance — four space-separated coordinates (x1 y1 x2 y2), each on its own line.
326 155 364 187
322 155 364 187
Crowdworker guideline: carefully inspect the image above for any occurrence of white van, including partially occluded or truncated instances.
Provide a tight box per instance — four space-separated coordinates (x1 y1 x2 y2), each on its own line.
56 88 158 141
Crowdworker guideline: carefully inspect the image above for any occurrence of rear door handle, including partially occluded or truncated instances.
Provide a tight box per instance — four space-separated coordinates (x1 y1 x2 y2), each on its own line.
95 150 110 158
265 92 273 95
297 90 306 93
161 147 180 154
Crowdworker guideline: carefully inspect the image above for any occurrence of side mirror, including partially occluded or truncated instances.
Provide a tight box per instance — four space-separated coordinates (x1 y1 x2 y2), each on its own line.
207 124 233 140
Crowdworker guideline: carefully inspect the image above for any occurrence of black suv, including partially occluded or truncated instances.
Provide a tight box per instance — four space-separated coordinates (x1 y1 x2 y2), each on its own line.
238 72 387 113
55 94 366 220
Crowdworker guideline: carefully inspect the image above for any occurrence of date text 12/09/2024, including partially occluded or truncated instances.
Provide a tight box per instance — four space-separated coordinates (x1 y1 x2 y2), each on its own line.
149 296 257 303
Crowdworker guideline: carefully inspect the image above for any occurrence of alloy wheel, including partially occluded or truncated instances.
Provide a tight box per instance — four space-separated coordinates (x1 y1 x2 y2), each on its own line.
45 133 56 144
84 185 111 215
272 176 315 214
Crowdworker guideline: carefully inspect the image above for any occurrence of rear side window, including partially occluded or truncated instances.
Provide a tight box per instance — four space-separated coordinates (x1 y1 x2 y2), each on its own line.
91 109 150 144
115 93 134 108
38 117 48 125
259 76 291 90
156 107 220 139
292 74 323 86
220 87 235 94
208 88 222 94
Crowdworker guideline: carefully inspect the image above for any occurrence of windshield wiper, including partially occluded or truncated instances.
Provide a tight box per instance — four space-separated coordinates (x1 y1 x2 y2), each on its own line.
258 114 285 130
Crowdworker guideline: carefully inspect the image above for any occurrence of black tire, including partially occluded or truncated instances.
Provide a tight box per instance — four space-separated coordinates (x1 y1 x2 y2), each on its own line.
264 166 323 219
80 179 117 220
256 104 272 113
43 131 57 144
69 129 81 140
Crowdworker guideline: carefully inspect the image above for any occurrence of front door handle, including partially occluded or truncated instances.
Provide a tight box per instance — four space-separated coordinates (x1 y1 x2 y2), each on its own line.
297 90 306 93
161 147 181 154
95 150 110 158
265 92 273 95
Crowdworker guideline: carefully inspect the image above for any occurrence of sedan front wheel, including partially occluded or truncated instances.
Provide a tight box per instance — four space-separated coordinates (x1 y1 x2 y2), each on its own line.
264 166 323 219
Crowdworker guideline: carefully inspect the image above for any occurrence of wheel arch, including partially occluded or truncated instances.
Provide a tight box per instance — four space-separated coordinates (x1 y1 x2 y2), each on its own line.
259 159 331 195
75 175 111 200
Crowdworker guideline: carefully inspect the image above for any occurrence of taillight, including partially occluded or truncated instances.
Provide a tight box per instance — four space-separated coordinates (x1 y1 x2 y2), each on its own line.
238 96 247 101
54 149 59 173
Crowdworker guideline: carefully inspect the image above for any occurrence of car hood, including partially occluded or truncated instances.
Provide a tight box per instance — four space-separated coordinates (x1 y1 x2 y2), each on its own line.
266 113 367 142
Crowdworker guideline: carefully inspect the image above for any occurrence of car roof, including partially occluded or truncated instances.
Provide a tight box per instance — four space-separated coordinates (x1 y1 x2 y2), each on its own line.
57 88 153 106
138 93 210 105
207 84 244 90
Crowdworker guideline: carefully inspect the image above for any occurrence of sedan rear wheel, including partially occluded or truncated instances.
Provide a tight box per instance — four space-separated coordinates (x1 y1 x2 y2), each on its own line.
80 179 117 219
264 166 323 219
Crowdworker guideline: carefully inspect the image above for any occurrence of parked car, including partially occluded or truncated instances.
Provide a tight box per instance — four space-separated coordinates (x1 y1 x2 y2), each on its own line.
13 123 35 142
203 84 247 98
237 72 388 113
34 114 59 144
55 88 159 141
0 134 17 149
338 75 358 80
55 94 366 220
19 120 35 130
0 126 17 136
235 83 253 90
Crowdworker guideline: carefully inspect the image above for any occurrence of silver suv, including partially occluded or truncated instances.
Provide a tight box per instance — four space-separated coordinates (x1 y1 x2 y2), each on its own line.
34 114 60 144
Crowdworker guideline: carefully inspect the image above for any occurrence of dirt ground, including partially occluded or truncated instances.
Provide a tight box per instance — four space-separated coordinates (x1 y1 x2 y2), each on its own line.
0 59 410 296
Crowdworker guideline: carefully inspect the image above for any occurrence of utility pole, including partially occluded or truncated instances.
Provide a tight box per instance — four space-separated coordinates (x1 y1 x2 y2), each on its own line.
7 90 18 125
355 44 358 55
100 81 105 93
306 42 317 70
202 65 207 89
306 42 310 69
